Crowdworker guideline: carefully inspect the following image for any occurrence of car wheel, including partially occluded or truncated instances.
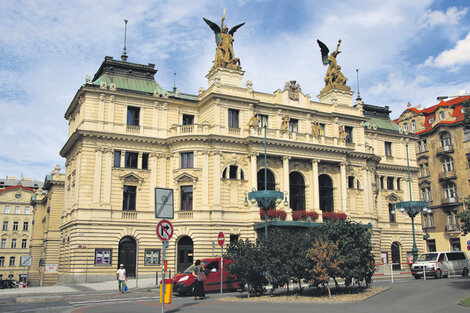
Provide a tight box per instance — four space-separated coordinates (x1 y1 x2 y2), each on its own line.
435 269 442 279
462 268 469 277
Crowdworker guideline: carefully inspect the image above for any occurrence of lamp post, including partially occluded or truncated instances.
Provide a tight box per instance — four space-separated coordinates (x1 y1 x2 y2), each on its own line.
244 123 288 239
394 141 430 262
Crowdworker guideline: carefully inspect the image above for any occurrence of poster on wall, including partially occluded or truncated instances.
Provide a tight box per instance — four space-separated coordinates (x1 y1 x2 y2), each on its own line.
45 264 57 273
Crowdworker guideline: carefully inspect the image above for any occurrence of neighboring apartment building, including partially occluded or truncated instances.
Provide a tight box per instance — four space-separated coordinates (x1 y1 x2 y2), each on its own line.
396 95 470 253
0 185 36 282
55 48 423 283
29 166 65 286
0 176 43 191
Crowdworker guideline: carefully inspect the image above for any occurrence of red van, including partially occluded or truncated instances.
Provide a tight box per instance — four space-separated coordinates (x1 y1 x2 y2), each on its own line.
172 257 242 296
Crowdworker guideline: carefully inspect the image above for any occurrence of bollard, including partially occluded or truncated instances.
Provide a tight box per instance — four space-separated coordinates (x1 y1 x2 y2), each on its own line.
156 272 159 286
423 267 426 280
390 263 394 284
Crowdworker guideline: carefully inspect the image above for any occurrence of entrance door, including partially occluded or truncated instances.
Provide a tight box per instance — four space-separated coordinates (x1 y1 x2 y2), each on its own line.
177 236 194 273
118 236 136 277
391 242 401 271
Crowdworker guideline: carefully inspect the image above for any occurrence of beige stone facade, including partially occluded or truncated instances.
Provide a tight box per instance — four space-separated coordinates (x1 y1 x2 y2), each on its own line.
0 185 35 282
29 166 65 286
55 54 423 283
396 96 470 254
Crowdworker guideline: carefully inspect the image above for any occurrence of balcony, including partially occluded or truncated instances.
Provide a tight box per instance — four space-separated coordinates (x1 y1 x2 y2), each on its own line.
177 211 193 219
441 196 460 206
126 124 141 134
436 145 454 156
445 223 460 233
439 171 457 182
122 211 137 220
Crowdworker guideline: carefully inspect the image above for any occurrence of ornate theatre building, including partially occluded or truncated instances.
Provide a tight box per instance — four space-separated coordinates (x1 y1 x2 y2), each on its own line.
56 15 423 283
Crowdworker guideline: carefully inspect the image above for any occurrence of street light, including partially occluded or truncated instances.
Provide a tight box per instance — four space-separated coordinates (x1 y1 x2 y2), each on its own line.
394 141 429 262
244 122 288 239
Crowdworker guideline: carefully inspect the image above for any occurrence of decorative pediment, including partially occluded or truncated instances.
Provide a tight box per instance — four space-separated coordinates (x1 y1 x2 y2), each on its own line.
119 172 144 189
385 193 402 203
175 172 198 184
418 179 431 187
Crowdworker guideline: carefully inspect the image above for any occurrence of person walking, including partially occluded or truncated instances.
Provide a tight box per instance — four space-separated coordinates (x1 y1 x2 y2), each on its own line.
116 264 127 293
192 260 205 300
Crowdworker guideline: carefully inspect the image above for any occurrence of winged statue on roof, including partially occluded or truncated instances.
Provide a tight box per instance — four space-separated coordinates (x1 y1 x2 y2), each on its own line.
316 39 350 91
203 9 245 70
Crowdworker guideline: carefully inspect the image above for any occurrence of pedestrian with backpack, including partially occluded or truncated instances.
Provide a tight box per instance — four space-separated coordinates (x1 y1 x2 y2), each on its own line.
192 260 206 300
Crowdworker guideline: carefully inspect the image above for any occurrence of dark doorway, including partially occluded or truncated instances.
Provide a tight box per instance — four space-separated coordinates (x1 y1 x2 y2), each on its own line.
319 174 334 212
257 169 275 191
290 172 305 211
118 236 136 277
391 242 401 271
177 236 194 273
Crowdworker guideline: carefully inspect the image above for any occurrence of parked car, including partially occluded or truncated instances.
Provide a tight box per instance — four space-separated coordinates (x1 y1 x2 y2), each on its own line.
172 257 242 296
411 251 469 279
0 280 18 289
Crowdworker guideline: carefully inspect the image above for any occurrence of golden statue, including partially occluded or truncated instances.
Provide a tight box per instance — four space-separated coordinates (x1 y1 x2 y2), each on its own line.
338 125 347 143
281 115 290 133
248 113 260 130
317 39 350 92
311 119 320 138
203 10 245 70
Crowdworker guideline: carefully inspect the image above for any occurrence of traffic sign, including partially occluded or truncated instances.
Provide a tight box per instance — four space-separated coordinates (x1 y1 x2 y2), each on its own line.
155 188 174 219
157 220 174 242
20 255 32 267
218 232 225 246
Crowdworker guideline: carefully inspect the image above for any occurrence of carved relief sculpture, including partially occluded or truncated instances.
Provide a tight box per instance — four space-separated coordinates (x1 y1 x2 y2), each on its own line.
284 80 301 101
317 39 351 92
203 10 245 71
338 125 347 143
248 113 260 130
281 115 290 133
311 118 321 138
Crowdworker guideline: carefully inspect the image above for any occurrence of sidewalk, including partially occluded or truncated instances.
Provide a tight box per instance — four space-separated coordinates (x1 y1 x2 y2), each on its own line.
0 277 159 304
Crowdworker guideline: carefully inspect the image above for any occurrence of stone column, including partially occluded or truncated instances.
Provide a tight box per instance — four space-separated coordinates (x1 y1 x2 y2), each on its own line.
98 94 105 129
283 156 290 205
153 101 159 137
340 163 347 212
103 148 113 206
162 103 168 137
202 151 209 208
138 152 143 170
362 167 370 214
312 159 320 211
120 151 126 169
213 151 221 210
214 98 221 132
149 153 158 208
92 147 103 206
250 153 258 190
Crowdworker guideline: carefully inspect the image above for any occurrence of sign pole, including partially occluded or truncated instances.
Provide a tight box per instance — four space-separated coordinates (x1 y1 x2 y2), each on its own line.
156 219 173 313
161 241 166 313
220 245 223 294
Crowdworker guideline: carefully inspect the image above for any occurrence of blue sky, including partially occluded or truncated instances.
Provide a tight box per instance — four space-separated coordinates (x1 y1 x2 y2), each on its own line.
1 0 470 180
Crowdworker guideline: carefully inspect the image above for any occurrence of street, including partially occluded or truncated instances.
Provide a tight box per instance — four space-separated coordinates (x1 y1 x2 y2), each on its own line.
1 277 470 313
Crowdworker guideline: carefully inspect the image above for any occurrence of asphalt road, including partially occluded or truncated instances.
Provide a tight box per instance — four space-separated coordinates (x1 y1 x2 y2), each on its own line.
2 277 470 313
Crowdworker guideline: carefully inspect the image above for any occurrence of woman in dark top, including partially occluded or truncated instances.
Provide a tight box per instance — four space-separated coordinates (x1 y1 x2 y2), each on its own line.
192 259 205 300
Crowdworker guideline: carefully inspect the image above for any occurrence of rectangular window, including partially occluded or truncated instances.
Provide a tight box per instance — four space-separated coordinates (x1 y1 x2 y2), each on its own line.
319 124 325 136
411 120 416 131
1 238 6 248
94 248 112 265
127 106 140 126
24 206 30 215
427 240 436 252
142 153 149 170
114 150 121 167
450 238 461 251
181 186 193 211
385 142 392 157
13 222 18 231
428 213 434 227
15 206 20 214
9 257 15 267
389 204 396 223
125 152 138 169
145 249 161 265
11 239 16 248
289 119 299 133
182 114 194 125
345 126 353 143
181 152 194 169
23 222 28 231
4 206 9 214
348 176 355 189
228 109 239 128
467 154 470 167
258 114 268 128
230 234 239 243
465 129 470 141
422 140 427 151
21 239 27 249
0 256 4 267
123 185 137 211
2 221 7 231
386 177 394 190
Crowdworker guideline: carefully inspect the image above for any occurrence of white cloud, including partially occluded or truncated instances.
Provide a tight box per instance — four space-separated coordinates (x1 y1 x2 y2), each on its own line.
423 32 470 68
422 6 468 27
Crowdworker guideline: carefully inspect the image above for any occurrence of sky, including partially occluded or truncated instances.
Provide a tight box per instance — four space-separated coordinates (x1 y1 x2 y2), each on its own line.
1 0 470 181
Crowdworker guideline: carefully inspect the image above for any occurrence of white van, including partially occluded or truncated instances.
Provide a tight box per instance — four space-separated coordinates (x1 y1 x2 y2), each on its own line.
411 251 469 279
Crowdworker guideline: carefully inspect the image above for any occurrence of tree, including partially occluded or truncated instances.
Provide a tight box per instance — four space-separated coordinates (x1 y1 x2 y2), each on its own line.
225 238 267 296
306 239 343 297
459 210 470 235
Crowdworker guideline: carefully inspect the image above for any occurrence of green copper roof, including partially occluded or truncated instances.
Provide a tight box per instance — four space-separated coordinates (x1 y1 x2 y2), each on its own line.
364 117 401 132
94 73 165 94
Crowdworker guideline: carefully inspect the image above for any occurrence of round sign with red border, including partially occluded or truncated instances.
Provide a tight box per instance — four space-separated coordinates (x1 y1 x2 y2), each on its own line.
218 232 225 246
156 219 174 242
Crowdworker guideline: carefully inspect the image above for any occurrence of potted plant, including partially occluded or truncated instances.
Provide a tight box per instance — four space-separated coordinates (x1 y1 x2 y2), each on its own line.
322 211 347 221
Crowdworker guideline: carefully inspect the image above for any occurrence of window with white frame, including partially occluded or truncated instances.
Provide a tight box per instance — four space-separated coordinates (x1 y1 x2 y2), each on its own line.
403 122 408 132
385 142 393 157
439 111 445 120
4 206 9 214
21 239 27 248
228 109 239 128
411 120 416 131
444 183 457 200
0 256 4 267
258 114 268 128
12 222 18 231
181 152 194 169
9 256 15 266
428 117 435 124
1 238 6 248
14 206 20 214
442 156 454 173
11 239 16 248
24 206 30 215
465 129 470 141
440 132 452 147
23 222 28 231
289 119 299 133
2 221 7 231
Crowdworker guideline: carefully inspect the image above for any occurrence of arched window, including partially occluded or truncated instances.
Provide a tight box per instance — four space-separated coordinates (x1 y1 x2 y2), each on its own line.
222 165 245 180
257 169 275 191
442 156 454 173
440 132 452 148
391 242 401 270
289 172 305 211
319 174 334 212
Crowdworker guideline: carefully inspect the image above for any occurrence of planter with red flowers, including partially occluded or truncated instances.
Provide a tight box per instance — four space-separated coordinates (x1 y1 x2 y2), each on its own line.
291 210 319 221
322 211 347 221
260 208 287 221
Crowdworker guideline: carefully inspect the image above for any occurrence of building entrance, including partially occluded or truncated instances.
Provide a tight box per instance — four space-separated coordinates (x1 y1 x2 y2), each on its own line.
118 236 136 277
177 236 193 273
391 242 401 271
